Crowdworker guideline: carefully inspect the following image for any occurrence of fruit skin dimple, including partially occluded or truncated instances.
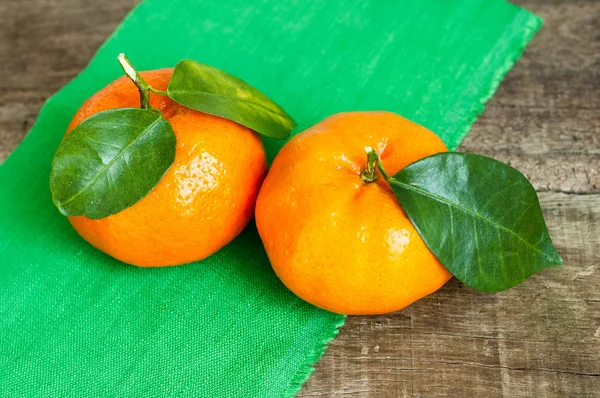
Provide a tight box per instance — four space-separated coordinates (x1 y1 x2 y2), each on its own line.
67 69 267 267
255 111 452 315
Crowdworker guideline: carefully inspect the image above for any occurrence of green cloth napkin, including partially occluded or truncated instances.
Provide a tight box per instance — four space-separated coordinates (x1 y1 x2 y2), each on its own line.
0 0 540 396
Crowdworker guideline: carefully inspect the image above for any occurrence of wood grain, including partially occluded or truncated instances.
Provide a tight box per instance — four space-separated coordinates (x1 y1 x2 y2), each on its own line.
1 0 598 396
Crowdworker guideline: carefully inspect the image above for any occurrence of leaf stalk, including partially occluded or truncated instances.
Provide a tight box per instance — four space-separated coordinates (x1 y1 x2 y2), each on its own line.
361 146 392 183
117 53 161 113
360 146 379 183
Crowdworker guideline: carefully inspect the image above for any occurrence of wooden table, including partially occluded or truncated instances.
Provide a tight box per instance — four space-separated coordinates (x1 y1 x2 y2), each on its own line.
1 1 598 396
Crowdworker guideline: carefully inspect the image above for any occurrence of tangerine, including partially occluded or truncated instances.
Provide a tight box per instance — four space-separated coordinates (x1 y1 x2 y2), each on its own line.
67 69 267 267
255 111 452 315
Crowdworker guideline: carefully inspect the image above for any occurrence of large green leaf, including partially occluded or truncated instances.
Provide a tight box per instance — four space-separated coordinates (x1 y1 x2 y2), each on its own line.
50 108 176 219
388 152 563 292
167 59 295 139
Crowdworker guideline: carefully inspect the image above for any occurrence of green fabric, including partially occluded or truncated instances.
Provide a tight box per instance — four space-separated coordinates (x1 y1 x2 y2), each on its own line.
0 0 540 396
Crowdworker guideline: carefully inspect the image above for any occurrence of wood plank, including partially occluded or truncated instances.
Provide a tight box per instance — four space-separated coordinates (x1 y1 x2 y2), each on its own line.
460 1 600 194
1 0 598 396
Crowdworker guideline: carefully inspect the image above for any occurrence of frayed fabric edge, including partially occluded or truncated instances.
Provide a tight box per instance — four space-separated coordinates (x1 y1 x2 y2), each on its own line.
283 314 347 397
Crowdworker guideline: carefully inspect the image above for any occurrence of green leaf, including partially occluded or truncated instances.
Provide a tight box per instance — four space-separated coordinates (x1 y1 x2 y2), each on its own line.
50 108 176 219
388 152 563 292
167 59 295 139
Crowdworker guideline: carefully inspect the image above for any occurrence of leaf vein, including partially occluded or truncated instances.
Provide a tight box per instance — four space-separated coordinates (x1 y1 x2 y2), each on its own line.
85 136 122 151
473 218 483 278
449 204 455 266
168 89 291 122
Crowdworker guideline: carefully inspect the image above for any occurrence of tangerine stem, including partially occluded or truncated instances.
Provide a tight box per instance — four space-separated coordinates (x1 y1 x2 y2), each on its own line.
361 146 392 183
360 146 379 183
117 53 160 112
